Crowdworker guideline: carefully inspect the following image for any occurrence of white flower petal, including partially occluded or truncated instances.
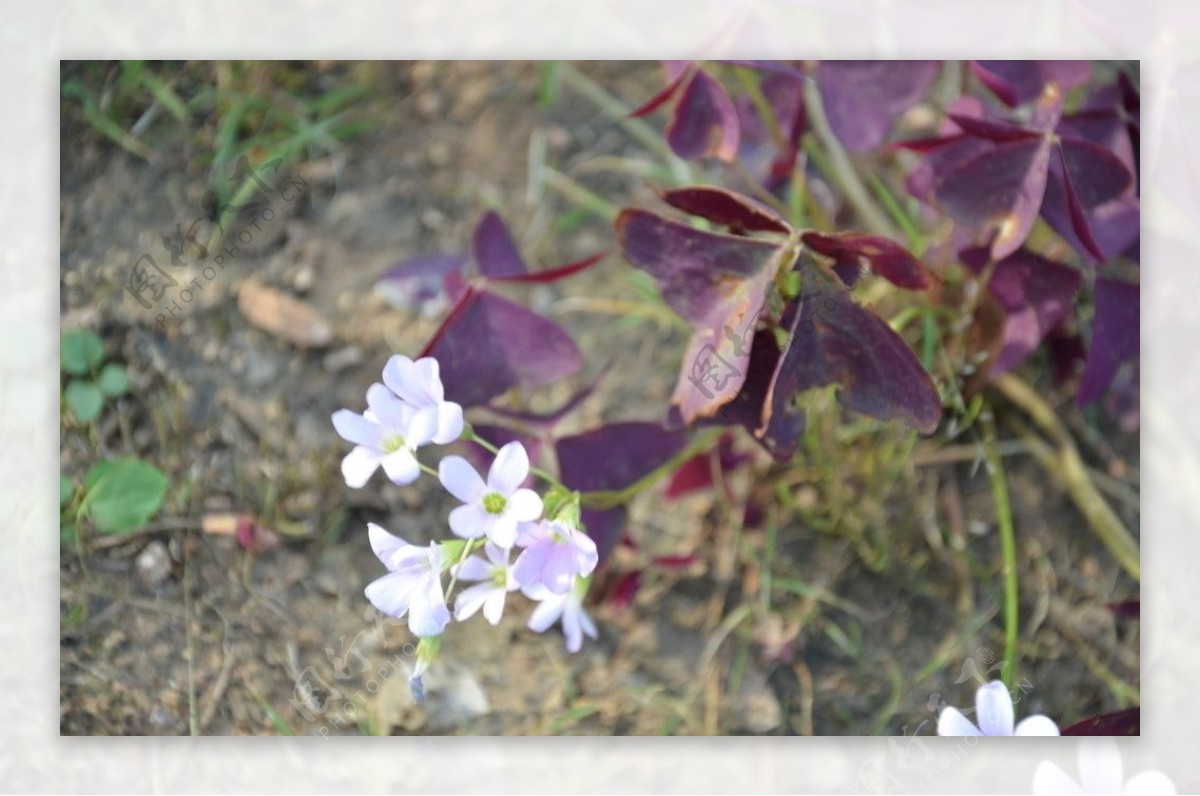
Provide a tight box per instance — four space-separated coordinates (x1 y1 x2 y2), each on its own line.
453 582 493 621
404 406 439 448
408 577 450 638
488 441 529 494
341 446 381 488
454 554 492 582
975 681 1015 736
366 382 405 420
382 355 426 405
431 401 464 444
562 604 583 652
1080 738 1124 795
364 570 419 618
449 504 489 539
331 409 379 447
381 448 421 485
1032 761 1086 796
937 707 981 737
439 456 487 503
1123 770 1177 795
367 523 410 566
487 514 519 549
576 603 598 641
413 357 444 403
506 489 543 522
482 589 507 625
527 593 566 633
1014 715 1060 736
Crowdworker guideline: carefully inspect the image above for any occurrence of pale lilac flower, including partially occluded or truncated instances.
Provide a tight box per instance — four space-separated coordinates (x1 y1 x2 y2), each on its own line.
1034 738 1176 795
511 519 598 595
382 354 463 444
438 441 543 548
937 680 1060 736
332 384 436 487
452 543 518 625
362 523 451 638
527 580 597 653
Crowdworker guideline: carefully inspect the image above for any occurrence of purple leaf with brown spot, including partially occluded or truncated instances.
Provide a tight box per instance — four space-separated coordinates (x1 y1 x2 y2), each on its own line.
816 60 939 152
615 208 788 422
961 246 1084 375
934 137 1053 260
666 68 741 162
764 282 943 434
972 60 1092 107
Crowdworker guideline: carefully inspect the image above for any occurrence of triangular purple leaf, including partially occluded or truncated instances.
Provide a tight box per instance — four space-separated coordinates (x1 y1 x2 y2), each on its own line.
816 60 939 152
1078 277 1139 406
764 282 942 434
616 208 788 422
488 251 608 284
666 68 741 162
473 210 528 278
934 137 1053 260
422 288 582 407
961 246 1083 375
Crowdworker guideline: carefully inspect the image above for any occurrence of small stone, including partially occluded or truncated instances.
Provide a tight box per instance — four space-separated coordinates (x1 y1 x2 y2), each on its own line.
293 264 315 294
136 541 172 587
323 345 363 373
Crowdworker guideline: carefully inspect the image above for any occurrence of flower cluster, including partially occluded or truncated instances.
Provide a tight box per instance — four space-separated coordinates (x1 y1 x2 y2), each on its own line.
332 355 601 681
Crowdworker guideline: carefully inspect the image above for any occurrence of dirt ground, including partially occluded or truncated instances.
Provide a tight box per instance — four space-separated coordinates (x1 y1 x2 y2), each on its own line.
59 61 1140 736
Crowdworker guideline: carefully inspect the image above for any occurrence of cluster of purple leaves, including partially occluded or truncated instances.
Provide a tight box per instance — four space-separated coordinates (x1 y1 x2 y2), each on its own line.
378 212 695 564
634 60 1139 416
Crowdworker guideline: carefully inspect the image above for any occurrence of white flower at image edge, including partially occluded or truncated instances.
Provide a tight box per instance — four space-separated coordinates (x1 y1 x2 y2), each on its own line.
362 523 450 638
332 384 436 488
382 354 463 444
1034 738 1177 795
526 581 597 653
438 441 543 549
937 680 1060 736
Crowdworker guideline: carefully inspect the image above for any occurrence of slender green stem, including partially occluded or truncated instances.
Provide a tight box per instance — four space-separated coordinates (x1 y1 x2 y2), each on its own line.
542 168 620 222
982 410 1019 690
467 430 563 488
801 76 899 238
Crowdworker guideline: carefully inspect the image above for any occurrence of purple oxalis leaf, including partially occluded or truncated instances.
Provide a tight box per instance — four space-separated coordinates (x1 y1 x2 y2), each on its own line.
934 137 1054 260
816 60 939 152
971 60 1093 107
666 68 741 162
961 246 1084 375
659 185 791 235
1078 277 1139 406
615 207 788 422
487 251 608 284
764 279 943 434
472 210 528 278
1061 707 1140 736
421 288 582 407
557 422 689 562
801 231 932 291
